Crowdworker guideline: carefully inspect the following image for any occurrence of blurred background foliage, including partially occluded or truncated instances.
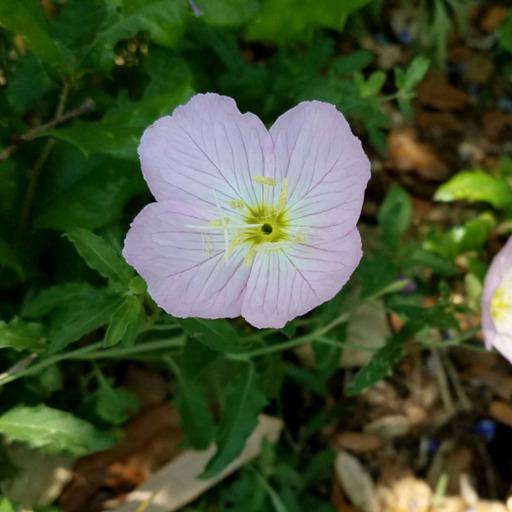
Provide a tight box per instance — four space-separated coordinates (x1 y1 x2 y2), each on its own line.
1 0 512 511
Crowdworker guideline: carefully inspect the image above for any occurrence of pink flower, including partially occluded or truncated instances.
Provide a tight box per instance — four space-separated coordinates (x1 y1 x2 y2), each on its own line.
482 237 512 362
123 94 370 328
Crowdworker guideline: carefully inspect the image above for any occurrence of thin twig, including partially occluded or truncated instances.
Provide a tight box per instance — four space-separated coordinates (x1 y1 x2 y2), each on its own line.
0 97 95 162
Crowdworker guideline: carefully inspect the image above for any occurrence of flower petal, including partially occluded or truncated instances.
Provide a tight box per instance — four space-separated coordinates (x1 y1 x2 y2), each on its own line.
138 93 275 214
241 228 362 328
123 200 251 319
482 236 512 352
270 101 370 235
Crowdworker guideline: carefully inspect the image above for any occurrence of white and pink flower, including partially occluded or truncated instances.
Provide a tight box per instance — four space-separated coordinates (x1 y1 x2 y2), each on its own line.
123 94 370 328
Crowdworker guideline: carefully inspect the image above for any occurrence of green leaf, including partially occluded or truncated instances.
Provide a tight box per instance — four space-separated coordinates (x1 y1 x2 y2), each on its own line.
37 86 194 160
95 379 139 425
0 405 116 455
201 365 267 478
66 228 133 284
104 296 142 347
0 0 67 72
402 56 430 90
35 146 146 231
377 187 413 249
246 0 372 45
359 71 386 98
173 367 215 450
48 291 123 353
0 496 16 512
498 11 512 53
434 170 512 209
176 318 241 354
345 322 421 395
407 246 457 277
21 283 95 318
0 236 23 280
329 50 373 77
194 0 260 26
0 318 46 352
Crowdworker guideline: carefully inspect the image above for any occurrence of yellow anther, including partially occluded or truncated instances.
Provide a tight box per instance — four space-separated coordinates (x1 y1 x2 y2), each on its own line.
492 286 509 321
244 248 256 266
252 175 276 186
207 217 229 226
228 231 246 255
275 178 288 213
228 199 245 209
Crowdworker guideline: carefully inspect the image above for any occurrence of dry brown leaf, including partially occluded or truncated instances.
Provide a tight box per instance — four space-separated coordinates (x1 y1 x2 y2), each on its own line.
113 415 283 512
58 403 182 512
482 110 512 142
332 431 382 453
480 6 508 31
387 129 448 180
378 477 432 512
489 400 512 428
365 415 410 439
416 73 469 111
335 450 380 512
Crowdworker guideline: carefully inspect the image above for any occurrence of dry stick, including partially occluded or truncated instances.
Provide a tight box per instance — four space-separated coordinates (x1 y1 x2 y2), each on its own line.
431 348 455 419
442 351 472 412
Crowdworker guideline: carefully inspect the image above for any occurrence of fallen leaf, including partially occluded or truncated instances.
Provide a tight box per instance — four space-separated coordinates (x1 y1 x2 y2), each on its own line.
332 431 382 453
416 73 469 111
488 400 512 428
480 6 508 31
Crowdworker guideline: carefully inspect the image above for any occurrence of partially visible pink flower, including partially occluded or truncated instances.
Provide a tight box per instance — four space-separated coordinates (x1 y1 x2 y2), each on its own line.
123 94 370 328
482 237 512 362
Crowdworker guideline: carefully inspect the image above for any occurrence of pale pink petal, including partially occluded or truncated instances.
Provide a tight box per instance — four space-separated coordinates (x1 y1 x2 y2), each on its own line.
241 228 362 328
482 237 512 354
269 101 370 236
138 93 275 215
123 200 251 319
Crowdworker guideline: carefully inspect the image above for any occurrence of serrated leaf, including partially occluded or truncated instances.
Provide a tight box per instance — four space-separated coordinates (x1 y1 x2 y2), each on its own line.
201 366 267 478
0 318 46 352
66 228 133 284
176 318 241 353
95 379 139 425
104 296 142 347
0 405 117 455
377 187 412 250
37 86 194 160
434 170 512 209
0 0 67 72
345 322 421 395
48 291 123 353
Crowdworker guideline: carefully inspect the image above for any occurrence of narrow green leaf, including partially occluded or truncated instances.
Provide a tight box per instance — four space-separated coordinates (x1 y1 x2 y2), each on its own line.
104 296 142 347
194 0 260 26
0 0 67 72
345 322 422 395
377 187 413 249
174 375 215 450
434 170 512 209
403 56 430 90
0 496 16 512
201 366 267 478
176 318 241 354
498 12 512 53
0 318 46 352
0 405 117 455
66 228 133 284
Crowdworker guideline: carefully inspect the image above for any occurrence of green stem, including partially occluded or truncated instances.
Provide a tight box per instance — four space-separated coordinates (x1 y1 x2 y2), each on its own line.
0 336 186 386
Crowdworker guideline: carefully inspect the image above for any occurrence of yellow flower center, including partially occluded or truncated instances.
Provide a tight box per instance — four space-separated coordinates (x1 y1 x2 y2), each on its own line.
187 175 308 265
491 285 511 322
